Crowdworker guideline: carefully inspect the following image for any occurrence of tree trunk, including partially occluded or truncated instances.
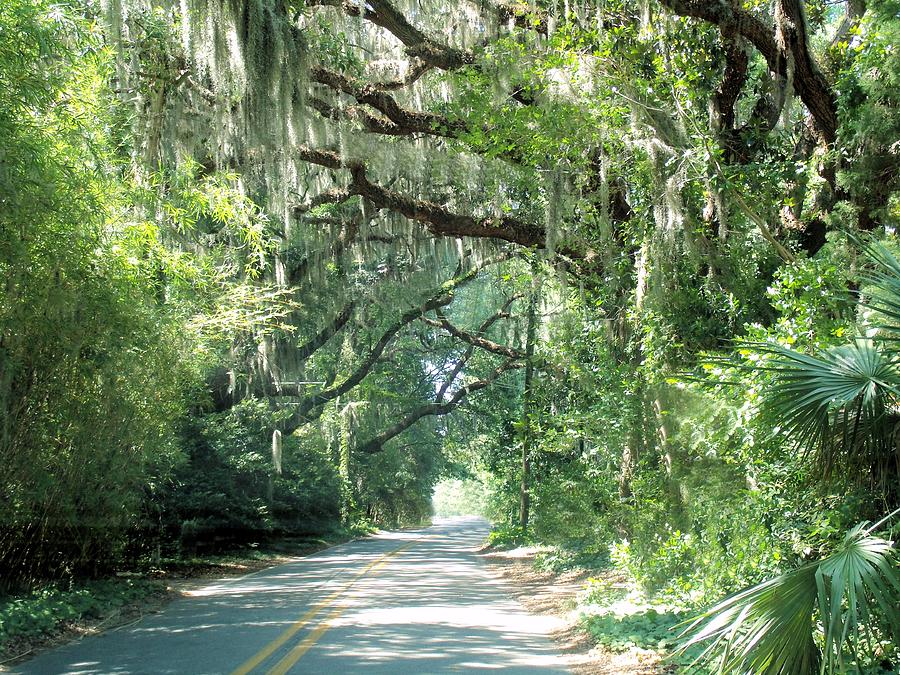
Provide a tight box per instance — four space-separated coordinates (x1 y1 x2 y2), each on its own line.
519 277 540 530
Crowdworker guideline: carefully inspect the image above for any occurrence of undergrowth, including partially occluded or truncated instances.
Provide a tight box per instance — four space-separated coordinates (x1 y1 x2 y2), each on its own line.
0 579 166 655
576 573 705 669
533 544 610 573
485 523 533 550
582 607 684 652
0 532 356 659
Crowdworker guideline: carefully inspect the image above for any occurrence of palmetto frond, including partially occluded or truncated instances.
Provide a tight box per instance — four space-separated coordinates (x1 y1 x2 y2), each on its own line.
755 339 900 479
816 522 900 673
859 240 900 351
678 523 900 674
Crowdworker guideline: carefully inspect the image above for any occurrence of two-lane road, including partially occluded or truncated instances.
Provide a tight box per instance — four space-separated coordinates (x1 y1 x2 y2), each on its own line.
14 517 569 674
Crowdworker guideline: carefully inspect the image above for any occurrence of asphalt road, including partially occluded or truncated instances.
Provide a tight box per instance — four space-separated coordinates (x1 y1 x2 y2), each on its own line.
14 517 569 674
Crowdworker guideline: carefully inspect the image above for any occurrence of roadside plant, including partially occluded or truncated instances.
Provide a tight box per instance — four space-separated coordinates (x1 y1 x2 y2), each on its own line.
748 241 900 493
679 241 900 672
677 517 899 674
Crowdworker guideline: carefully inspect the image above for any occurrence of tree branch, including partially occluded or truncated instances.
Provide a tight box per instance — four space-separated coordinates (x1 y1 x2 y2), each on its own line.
309 66 465 138
295 300 356 362
305 0 475 71
433 293 523 401
373 59 432 90
294 145 564 254
280 253 512 432
659 0 837 144
354 359 523 454
421 309 525 359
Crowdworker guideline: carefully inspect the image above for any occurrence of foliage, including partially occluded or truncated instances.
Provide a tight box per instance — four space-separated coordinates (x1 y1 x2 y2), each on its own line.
678 521 900 674
757 339 899 482
485 524 534 551
3 4 900 672
583 609 683 654
0 579 166 651
530 540 611 574
151 401 342 553
578 576 692 661
0 0 194 584
431 478 491 518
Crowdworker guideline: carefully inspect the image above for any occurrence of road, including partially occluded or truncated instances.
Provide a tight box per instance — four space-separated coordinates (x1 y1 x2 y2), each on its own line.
14 517 569 674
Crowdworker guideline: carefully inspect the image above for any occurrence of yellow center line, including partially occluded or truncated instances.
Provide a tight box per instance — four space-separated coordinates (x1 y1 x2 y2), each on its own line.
230 542 413 675
263 604 344 675
263 541 415 675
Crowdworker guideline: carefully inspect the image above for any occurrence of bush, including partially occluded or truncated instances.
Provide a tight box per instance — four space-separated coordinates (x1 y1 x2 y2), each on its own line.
485 523 533 549
0 579 166 652
533 543 610 573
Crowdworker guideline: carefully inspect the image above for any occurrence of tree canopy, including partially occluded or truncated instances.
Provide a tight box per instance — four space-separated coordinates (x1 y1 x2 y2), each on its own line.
2 0 899 669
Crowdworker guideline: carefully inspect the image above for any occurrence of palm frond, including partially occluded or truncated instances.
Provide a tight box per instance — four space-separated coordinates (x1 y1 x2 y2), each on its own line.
754 339 900 478
678 563 819 674
677 524 900 674
817 523 900 673
858 240 900 347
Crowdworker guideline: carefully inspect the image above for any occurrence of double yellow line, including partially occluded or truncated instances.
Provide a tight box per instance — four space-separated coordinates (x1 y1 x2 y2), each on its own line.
231 542 414 675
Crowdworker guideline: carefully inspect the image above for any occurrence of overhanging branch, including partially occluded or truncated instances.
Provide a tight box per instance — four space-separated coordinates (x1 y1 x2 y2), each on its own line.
279 253 512 432
433 294 521 401
354 358 523 454
310 67 465 138
294 145 562 253
659 0 837 144
305 0 475 71
421 309 525 359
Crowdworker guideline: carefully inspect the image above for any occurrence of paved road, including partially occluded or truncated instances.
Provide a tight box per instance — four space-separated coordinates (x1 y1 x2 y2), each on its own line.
14 517 568 674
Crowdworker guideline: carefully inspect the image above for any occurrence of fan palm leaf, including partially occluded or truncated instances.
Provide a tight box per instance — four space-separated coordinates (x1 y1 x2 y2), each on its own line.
857 240 900 340
816 523 900 672
677 523 900 674
753 339 900 479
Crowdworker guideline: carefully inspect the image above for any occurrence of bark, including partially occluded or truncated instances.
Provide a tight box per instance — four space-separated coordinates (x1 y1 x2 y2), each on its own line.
519 278 540 530
774 0 838 144
294 146 562 254
659 0 838 145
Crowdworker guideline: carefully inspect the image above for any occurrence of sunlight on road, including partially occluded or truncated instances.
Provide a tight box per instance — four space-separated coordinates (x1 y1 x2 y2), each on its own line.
345 602 559 632
15 518 568 674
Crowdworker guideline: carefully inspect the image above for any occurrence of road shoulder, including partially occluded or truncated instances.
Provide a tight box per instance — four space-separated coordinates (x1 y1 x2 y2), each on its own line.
479 546 667 674
0 537 352 670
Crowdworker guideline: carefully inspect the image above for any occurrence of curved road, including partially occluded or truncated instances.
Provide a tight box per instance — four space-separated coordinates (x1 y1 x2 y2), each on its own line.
14 517 569 674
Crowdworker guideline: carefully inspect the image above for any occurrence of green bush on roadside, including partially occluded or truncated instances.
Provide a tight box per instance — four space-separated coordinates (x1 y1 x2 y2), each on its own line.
0 579 165 652
485 524 533 550
533 543 610 573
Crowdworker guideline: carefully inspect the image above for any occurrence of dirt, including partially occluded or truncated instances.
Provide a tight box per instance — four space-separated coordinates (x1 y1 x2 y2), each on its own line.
479 546 667 675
